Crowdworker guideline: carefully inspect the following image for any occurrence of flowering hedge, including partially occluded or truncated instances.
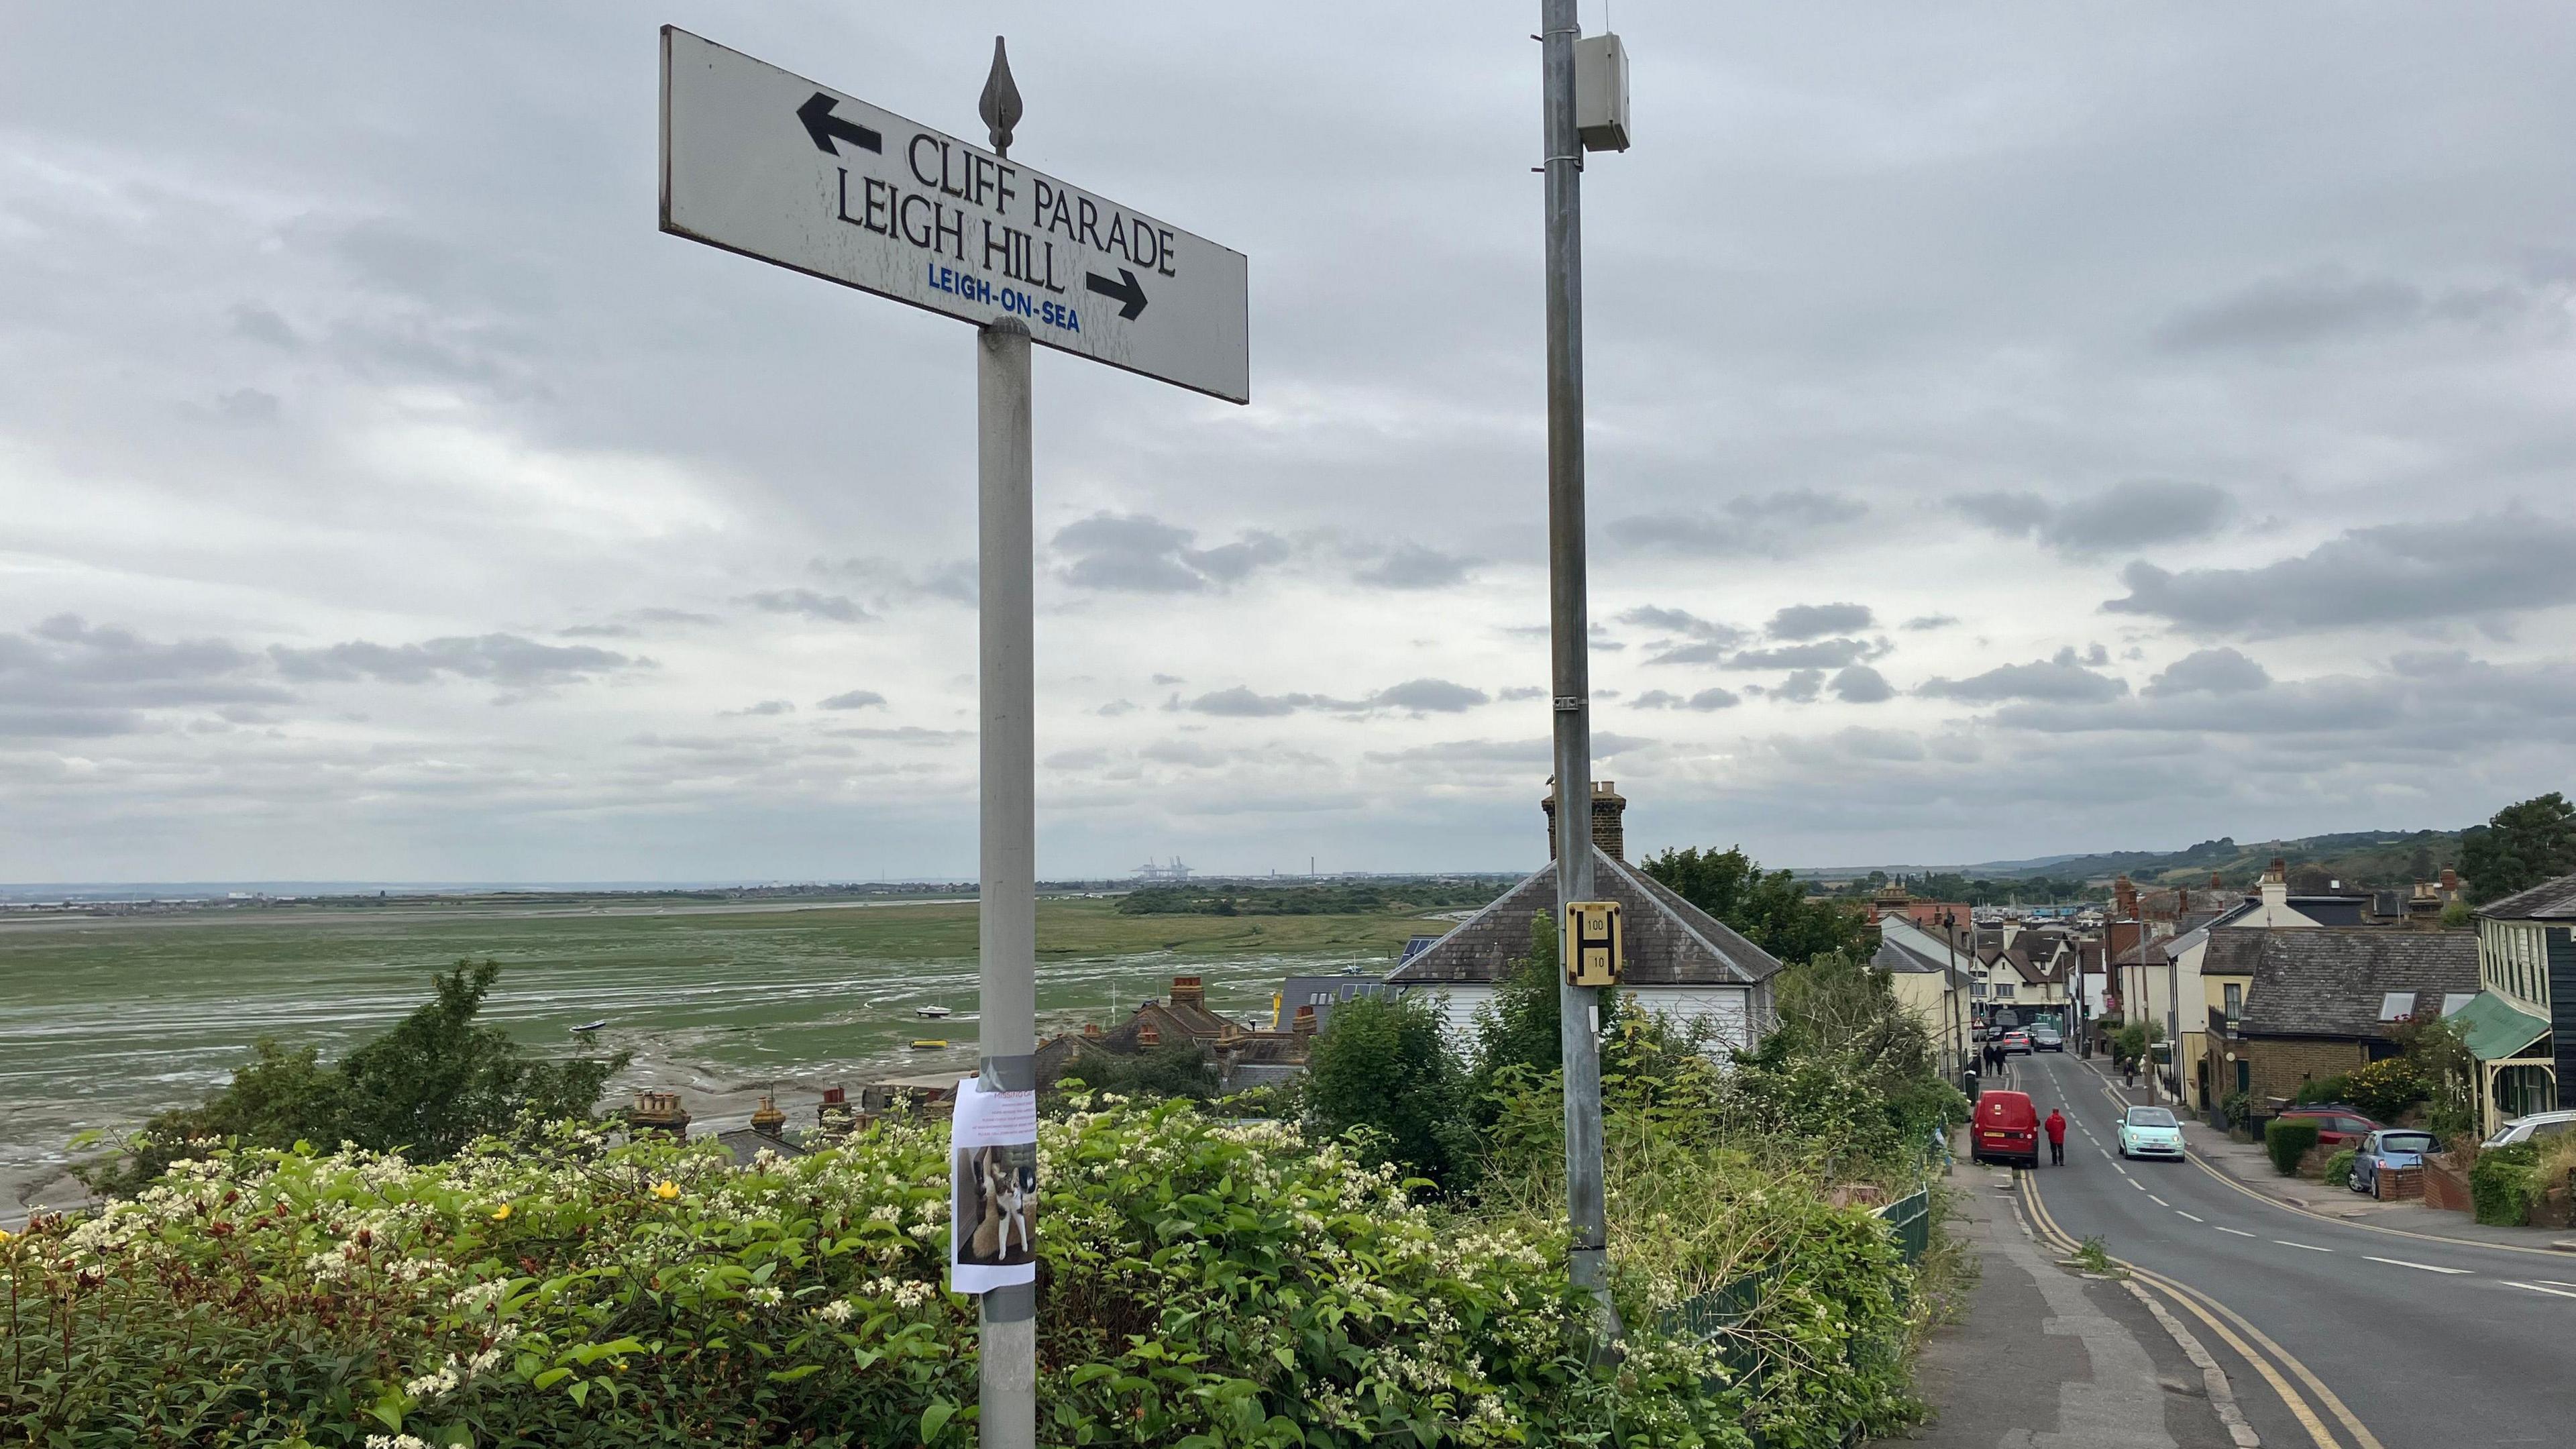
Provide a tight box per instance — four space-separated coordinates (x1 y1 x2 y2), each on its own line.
4 1099 1774 1447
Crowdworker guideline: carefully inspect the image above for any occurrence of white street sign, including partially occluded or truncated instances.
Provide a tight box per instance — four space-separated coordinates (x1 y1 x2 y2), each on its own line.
661 27 1250 405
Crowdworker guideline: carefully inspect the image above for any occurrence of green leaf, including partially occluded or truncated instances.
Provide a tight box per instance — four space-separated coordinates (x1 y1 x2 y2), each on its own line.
533 1367 572 1391
767 1363 826 1383
920 1398 957 1442
566 1378 591 1409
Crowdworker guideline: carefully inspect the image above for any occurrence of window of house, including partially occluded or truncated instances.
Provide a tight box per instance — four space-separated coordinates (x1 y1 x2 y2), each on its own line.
2235 1059 2250 1093
2222 983 2241 1026
1971 981 1986 999
1996 982 2017 999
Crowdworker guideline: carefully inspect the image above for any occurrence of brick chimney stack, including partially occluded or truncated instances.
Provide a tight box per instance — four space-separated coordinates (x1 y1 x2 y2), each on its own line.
2113 875 2139 920
1542 780 1627 860
2440 867 2459 894
1169 975 1205 1010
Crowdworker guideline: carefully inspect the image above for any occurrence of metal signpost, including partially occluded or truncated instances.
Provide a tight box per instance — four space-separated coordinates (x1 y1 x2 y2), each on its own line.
660 28 1248 1446
1540 0 1627 1342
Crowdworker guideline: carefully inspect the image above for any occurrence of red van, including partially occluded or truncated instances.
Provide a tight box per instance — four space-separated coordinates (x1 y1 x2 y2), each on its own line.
1972 1089 2041 1168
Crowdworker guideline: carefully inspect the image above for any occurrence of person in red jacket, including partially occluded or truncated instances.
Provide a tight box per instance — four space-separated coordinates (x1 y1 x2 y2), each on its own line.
2044 1108 2069 1166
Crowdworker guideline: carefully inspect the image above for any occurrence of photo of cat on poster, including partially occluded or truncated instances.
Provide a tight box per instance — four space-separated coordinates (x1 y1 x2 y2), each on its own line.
955 1142 1036 1267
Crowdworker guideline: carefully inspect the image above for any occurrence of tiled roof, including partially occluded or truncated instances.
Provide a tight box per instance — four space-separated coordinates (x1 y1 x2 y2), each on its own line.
2476 871 2576 922
1386 847 1784 987
2233 929 2479 1040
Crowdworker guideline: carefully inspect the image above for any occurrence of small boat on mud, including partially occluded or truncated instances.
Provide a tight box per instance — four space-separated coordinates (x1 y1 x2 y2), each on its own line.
572 1019 608 1034
914 1004 953 1020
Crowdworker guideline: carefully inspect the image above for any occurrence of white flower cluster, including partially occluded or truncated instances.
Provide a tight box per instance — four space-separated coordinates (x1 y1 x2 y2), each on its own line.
746 1285 786 1307
863 1275 936 1309
813 1298 857 1324
365 1436 432 1449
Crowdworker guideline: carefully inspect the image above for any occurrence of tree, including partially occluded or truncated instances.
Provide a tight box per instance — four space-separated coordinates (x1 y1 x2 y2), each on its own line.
1304 991 1477 1191
1641 845 1870 965
81 960 629 1195
1721 951 1964 1166
2461 792 2576 904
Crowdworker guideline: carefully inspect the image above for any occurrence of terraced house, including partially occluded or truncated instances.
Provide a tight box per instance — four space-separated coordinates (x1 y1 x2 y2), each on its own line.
2459 871 2575 1131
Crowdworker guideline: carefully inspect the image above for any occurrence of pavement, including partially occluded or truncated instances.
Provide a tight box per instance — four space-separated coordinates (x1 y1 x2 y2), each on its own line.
2006 1049 2576 1449
1890 1162 2243 1448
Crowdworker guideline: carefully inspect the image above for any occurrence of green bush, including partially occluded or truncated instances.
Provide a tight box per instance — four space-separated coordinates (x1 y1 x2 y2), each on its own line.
2472 1141 2542 1226
2218 1091 2253 1128
3 1101 1769 1448
2265 1118 2321 1175
2292 1074 2352 1107
2343 1059 2430 1123
2320 1148 2357 1188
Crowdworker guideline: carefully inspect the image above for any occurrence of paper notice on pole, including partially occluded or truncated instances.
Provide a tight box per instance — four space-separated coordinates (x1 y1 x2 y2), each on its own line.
949 1076 1038 1293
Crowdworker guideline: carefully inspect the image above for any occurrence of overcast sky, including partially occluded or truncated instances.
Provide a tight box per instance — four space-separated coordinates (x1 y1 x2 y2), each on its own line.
5 3 2575 884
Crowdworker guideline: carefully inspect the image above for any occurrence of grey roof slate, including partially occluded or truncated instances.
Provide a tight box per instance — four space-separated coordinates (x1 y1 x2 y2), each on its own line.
1386 847 1784 987
1872 936 1970 988
2232 928 2479 1040
2476 871 2576 922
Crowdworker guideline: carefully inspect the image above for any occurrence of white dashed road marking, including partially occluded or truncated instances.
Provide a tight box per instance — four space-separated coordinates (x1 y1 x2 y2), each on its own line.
2274 1240 2332 1253
2216 1226 2257 1238
2148 1194 2169 1208
2502 1281 2576 1299
2176 1211 2204 1223
2365 1255 2470 1275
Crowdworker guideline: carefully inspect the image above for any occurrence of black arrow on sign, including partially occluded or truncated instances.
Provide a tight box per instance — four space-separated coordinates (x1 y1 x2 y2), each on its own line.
1084 267 1148 321
797 93 881 156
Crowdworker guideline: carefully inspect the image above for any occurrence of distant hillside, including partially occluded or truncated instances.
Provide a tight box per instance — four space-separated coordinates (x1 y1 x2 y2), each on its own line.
1962 829 2465 891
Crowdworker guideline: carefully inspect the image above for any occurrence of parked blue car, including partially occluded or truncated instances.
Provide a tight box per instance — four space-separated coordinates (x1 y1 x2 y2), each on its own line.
2349 1128 2439 1197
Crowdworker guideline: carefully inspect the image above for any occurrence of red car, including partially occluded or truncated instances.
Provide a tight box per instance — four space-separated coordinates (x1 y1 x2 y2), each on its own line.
2276 1105 2381 1150
1972 1089 2041 1168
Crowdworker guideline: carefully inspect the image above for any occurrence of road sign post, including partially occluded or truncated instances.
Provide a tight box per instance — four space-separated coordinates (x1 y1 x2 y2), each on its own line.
1541 0 1623 1343
660 28 1247 1445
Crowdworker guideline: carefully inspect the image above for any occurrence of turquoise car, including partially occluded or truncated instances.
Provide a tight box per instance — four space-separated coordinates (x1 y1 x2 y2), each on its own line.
2116 1105 2184 1161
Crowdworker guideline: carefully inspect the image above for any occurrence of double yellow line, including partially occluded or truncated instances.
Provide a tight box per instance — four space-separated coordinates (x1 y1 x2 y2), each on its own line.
2020 1169 2385 1449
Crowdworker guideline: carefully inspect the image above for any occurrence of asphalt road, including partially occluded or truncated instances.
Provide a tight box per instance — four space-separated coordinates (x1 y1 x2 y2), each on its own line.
2010 1049 2575 1449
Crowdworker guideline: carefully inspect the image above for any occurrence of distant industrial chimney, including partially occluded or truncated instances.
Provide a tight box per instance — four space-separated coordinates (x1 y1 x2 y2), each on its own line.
1542 780 1627 860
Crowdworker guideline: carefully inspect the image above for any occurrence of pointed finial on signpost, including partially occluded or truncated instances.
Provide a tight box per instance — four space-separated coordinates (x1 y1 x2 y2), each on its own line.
979 37 1022 158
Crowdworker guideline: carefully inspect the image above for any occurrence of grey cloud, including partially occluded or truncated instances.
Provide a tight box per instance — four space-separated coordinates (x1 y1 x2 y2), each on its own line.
816 690 887 710
741 589 871 624
214 387 280 424
1949 480 2233 557
1095 699 1139 716
1142 739 1228 768
1181 686 1313 717
1726 637 1885 670
2151 268 2549 352
1773 669 1825 703
1352 541 1477 590
2102 512 2576 635
813 556 977 607
1151 674 1186 686
561 608 722 639
2143 648 2270 696
1179 677 1488 717
229 303 300 348
726 699 794 717
1632 687 1740 712
1830 665 1896 704
633 609 722 627
272 633 646 688
1768 602 1874 640
1919 647 2128 704
1053 513 1289 593
1368 678 1489 713
0 615 288 738
1497 685 1546 702
1045 747 1113 769
1902 614 1960 632
1604 489 1868 559
817 726 969 745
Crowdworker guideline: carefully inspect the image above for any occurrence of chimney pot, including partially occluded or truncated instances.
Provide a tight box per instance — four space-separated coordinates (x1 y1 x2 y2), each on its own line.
2440 867 2459 891
1169 975 1205 1009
